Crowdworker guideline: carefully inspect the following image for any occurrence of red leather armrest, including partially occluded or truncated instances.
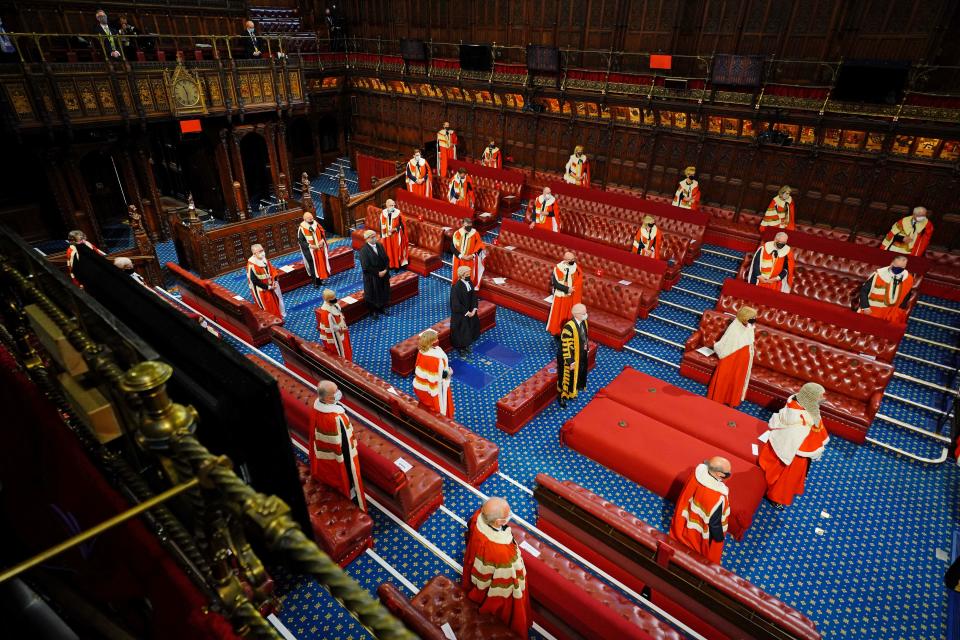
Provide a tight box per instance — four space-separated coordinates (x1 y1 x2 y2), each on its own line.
357 441 408 495
866 390 884 417
376 584 447 640
684 330 703 351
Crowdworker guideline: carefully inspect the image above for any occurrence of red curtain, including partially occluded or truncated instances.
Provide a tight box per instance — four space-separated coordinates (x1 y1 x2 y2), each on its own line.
356 152 399 191
0 346 241 640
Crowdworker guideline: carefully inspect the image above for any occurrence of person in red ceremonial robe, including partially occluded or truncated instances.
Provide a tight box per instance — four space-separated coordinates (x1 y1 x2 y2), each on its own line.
759 185 796 231
448 167 476 210
706 306 757 408
632 215 662 259
747 232 794 293
452 218 485 288
758 382 830 510
563 145 590 186
670 457 732 564
673 166 701 211
462 497 531 639
437 122 457 177
65 229 105 285
246 244 285 319
379 199 408 271
413 329 454 418
310 380 365 511
297 210 329 288
857 255 914 324
481 140 502 169
527 187 561 232
317 288 352 361
881 206 933 256
406 149 433 198
546 252 582 336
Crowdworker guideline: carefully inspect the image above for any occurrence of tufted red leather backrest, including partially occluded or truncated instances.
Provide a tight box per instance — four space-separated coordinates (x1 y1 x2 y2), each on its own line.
534 474 822 640
557 193 707 241
698 310 892 401
736 256 864 308
405 218 445 254
562 209 689 265
475 188 500 214
497 229 662 293
485 245 643 320
716 294 898 362
410 576 520 639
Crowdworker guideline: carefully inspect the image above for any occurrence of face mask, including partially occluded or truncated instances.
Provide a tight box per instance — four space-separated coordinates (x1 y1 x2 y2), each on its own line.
646 223 654 229
489 144 495 148
98 15 107 23
333 390 342 403
891 266 905 275
747 318 757 325
579 314 588 322
464 226 472 231
915 216 926 222
501 514 512 526
775 242 786 249
567 259 575 265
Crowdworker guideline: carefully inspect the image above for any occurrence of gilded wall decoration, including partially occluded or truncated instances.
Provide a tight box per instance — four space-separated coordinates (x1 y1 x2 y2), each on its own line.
77 82 98 112
6 84 33 118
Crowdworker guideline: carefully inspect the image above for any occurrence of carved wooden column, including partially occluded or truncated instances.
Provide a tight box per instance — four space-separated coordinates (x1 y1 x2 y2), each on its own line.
276 120 293 182
300 172 314 212
310 114 323 174
127 205 163 286
118 149 145 218
216 128 240 220
136 144 165 240
44 153 83 235
233 182 247 220
64 155 102 245
229 129 250 217
264 123 282 200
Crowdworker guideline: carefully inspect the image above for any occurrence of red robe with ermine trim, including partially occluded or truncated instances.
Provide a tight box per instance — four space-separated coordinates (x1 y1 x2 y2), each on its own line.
670 463 730 564
706 319 755 408
452 227 485 287
632 224 663 259
546 261 582 335
413 345 454 417
298 221 330 280
317 301 353 361
527 194 561 232
406 158 433 198
246 256 284 318
379 207 409 269
758 397 830 506
310 400 366 511
437 128 457 177
462 510 531 639
481 145 502 168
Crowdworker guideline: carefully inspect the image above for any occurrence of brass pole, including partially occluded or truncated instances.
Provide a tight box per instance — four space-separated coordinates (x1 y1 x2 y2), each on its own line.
0 477 200 585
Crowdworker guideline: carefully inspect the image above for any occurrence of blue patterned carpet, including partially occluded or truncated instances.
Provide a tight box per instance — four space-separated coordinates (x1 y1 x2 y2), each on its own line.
156 160 960 640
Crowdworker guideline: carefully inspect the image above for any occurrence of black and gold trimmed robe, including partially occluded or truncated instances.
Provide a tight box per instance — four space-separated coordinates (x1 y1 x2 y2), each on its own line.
557 318 588 399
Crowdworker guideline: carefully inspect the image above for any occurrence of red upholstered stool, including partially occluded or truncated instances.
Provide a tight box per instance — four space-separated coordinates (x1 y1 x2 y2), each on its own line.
496 342 597 434
296 463 373 567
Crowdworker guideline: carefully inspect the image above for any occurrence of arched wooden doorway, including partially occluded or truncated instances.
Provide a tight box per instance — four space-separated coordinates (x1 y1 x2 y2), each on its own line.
78 150 127 247
239 133 273 212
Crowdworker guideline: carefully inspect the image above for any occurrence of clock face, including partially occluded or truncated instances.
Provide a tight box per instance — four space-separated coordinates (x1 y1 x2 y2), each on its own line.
173 79 200 107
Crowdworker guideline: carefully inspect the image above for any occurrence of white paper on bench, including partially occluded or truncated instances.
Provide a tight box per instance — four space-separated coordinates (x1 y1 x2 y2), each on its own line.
341 295 358 304
279 264 295 273
519 540 541 557
618 279 632 286
544 295 555 303
503 245 516 251
751 443 759 457
440 622 457 640
492 277 507 285
860 353 876 360
394 457 413 473
696 346 715 357
233 295 245 301
757 431 770 443
387 385 399 396
442 226 452 232
479 212 492 218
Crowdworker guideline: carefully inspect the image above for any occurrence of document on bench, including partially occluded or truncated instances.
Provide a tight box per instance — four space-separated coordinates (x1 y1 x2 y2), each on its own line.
757 431 770 443
233 295 245 301
492 277 507 285
544 294 555 303
618 279 632 286
440 622 458 640
341 295 358 304
279 264 295 273
386 385 399 396
393 457 413 473
519 540 541 557
696 346 715 357
442 226 452 232
479 212 492 218
503 245 516 251
751 443 759 457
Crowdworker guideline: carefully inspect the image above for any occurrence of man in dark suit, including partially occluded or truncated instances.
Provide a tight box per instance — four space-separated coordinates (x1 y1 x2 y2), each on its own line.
358 230 391 316
241 20 264 59
450 266 480 356
93 9 122 59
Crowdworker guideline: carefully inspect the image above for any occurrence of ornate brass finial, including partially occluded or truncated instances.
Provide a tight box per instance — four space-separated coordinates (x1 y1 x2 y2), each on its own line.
121 361 196 450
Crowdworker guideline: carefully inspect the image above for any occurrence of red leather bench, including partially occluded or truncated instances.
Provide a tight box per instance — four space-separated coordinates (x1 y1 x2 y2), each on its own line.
560 394 767 538
534 475 822 640
390 301 498 376
438 176 501 233
275 246 355 291
920 248 960 301
703 208 762 253
166 262 282 346
497 220 665 311
246 355 444 528
496 342 598 434
717 279 903 362
449 158 526 204
296 462 374 567
561 209 686 289
379 575 519 640
481 245 644 349
350 205 445 275
396 190 489 250
323 270 419 327
681 309 894 443
547 180 708 264
272 326 499 486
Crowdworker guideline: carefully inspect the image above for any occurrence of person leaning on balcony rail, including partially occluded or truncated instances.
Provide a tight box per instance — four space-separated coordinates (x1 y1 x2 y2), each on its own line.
92 9 122 59
0 17 18 61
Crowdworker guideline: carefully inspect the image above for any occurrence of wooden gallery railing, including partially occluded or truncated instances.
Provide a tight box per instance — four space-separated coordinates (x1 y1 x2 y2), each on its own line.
170 206 304 278
321 171 404 237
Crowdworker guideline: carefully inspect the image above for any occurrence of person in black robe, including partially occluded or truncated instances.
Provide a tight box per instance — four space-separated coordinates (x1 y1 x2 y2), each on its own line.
450 266 480 355
358 230 391 316
556 303 589 408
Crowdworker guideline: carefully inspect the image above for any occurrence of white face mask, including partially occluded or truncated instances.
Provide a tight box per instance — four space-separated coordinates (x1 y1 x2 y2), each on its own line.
333 390 342 403
915 216 926 222
576 314 588 323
